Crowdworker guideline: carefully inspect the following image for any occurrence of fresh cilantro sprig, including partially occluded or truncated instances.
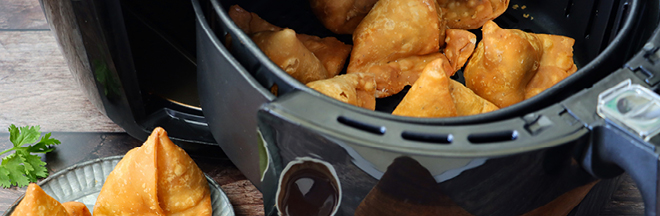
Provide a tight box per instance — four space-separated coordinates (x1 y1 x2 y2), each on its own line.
0 125 61 188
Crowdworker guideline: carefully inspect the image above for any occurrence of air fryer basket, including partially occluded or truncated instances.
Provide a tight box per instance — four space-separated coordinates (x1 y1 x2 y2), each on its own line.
216 0 646 123
195 0 660 215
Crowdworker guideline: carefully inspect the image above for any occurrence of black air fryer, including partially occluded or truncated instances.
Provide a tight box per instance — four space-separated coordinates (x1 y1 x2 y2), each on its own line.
40 0 216 149
41 0 660 215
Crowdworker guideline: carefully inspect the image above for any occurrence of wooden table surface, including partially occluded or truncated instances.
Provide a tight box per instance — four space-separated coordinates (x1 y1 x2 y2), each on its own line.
0 0 645 215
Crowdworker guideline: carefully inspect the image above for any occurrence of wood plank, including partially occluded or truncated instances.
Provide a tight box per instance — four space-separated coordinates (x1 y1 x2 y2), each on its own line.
599 174 644 215
0 0 48 30
570 176 624 216
0 31 124 132
524 181 599 216
196 157 265 216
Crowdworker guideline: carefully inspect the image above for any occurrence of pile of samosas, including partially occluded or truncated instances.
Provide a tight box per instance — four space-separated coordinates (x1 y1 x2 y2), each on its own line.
228 0 577 118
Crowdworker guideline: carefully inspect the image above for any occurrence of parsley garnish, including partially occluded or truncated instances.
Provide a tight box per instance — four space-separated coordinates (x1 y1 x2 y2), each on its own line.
0 125 61 188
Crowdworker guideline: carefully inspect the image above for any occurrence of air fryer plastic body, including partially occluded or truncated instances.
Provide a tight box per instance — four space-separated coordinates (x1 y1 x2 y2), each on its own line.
194 0 660 215
40 0 221 155
254 91 595 215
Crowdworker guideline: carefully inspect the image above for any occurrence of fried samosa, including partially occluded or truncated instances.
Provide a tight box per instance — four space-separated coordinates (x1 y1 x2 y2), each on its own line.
11 183 89 216
348 0 444 97
525 34 577 99
310 0 380 34
393 58 498 117
438 0 509 29
392 58 457 117
449 80 499 116
251 29 329 84
93 127 212 216
444 29 477 72
228 5 280 34
464 21 543 108
349 0 441 70
365 53 451 97
297 34 353 77
307 73 377 110
228 5 352 78
62 202 92 216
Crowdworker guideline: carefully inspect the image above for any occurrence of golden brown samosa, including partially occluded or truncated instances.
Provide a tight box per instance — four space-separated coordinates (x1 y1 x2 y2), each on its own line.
349 0 441 71
62 202 91 216
93 127 212 216
392 58 458 117
228 5 281 34
310 0 380 34
365 53 450 97
525 34 577 99
348 0 444 97
11 184 71 216
297 34 353 77
449 80 499 116
251 29 329 84
444 29 477 72
438 0 509 29
464 21 543 108
393 58 498 117
228 5 352 78
307 73 377 110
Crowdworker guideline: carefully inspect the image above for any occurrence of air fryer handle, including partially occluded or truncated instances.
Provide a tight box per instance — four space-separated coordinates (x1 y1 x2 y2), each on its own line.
589 122 660 216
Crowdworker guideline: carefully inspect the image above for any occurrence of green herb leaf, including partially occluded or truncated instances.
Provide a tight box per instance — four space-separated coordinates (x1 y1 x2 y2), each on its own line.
28 133 61 154
3 154 30 188
0 125 60 188
8 125 19 147
0 167 11 188
9 125 41 147
22 153 47 180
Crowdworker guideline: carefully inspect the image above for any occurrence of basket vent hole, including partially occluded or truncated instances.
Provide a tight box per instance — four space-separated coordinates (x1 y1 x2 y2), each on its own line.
565 0 575 17
337 116 386 135
583 0 602 39
468 130 518 144
401 131 452 144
